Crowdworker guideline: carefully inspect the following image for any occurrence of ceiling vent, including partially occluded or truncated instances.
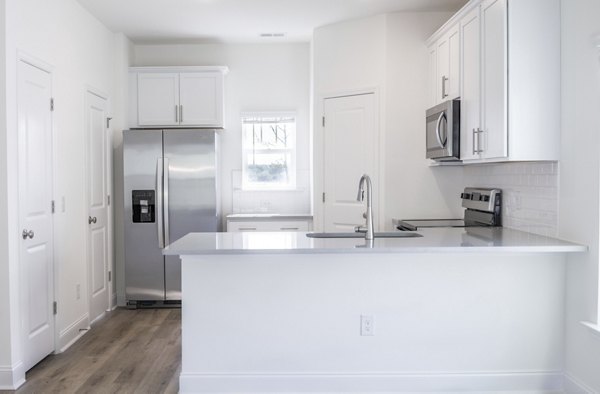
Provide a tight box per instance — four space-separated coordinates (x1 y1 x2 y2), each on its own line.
260 33 286 38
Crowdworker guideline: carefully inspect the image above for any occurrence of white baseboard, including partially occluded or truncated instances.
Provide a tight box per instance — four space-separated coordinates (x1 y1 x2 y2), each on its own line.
57 313 90 353
564 373 597 394
111 292 118 310
179 371 564 393
0 361 25 390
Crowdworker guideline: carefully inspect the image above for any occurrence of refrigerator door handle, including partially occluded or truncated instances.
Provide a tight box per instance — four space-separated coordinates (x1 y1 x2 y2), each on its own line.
156 158 165 249
163 158 171 246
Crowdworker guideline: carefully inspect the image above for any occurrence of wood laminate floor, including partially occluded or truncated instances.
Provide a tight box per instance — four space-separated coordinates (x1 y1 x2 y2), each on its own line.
2 308 181 394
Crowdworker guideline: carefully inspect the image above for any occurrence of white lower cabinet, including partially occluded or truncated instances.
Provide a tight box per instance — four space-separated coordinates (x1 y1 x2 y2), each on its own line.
227 219 311 232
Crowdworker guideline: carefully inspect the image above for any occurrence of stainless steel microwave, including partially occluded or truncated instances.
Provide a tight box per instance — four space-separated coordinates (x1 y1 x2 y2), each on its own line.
426 99 460 161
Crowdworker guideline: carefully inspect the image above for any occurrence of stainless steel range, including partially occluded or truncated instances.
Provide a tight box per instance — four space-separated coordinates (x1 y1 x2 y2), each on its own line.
394 187 502 231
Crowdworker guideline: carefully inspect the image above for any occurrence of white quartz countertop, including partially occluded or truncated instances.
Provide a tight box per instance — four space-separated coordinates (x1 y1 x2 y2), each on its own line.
163 227 587 255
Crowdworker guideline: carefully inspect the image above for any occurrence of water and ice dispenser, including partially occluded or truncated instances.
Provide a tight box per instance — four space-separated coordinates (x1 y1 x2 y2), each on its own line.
132 190 155 223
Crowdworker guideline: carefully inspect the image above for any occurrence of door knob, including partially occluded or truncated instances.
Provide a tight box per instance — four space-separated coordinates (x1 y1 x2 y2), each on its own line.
88 216 97 224
22 229 34 239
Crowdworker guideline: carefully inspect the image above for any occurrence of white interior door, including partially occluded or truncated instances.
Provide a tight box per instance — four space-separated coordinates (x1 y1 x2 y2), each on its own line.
323 93 378 232
18 60 55 371
86 91 110 324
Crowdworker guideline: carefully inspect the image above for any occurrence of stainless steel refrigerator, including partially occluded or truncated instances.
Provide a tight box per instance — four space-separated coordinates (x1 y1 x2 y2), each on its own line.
123 129 220 306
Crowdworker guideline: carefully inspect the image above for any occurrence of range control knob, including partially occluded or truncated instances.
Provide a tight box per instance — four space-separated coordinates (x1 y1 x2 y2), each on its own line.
461 193 471 200
483 195 490 202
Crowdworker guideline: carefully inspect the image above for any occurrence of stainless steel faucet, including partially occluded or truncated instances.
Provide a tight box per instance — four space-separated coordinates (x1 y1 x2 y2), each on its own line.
355 174 374 241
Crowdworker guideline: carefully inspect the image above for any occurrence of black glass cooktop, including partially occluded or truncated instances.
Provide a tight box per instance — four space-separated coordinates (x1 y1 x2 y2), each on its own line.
396 219 466 231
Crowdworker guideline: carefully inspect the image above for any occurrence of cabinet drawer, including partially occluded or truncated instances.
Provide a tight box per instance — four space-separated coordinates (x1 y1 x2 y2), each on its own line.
227 220 310 232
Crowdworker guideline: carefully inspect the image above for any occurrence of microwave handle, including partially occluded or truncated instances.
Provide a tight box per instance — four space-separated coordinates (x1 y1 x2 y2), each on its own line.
435 112 447 148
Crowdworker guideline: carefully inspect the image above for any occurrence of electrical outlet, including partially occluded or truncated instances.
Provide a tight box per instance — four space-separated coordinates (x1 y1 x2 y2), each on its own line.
361 315 374 336
76 284 81 300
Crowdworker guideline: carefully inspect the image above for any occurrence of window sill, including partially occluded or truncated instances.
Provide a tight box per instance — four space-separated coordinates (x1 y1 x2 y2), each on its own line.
238 184 303 192
581 321 600 339
240 188 300 192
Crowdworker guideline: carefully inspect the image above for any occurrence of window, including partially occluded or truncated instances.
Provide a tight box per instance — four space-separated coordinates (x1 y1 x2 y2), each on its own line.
242 113 296 190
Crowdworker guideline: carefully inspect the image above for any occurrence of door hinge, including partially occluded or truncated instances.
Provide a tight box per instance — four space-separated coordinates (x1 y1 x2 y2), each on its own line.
108 271 112 282
322 116 325 127
106 117 112 129
50 98 54 112
51 200 55 214
107 195 111 206
322 192 326 203
53 301 57 315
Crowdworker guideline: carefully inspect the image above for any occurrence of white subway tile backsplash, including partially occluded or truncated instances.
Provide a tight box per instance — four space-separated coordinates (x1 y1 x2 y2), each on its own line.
463 162 559 237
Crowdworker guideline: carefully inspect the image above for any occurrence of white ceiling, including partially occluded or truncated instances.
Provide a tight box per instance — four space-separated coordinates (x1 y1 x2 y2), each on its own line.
77 0 467 44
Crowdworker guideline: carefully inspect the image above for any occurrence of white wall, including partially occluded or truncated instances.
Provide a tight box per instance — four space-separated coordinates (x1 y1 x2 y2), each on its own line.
0 0 19 388
118 43 311 304
132 43 311 218
0 0 123 387
112 34 134 307
312 13 465 232
384 13 465 229
312 15 387 231
559 0 600 391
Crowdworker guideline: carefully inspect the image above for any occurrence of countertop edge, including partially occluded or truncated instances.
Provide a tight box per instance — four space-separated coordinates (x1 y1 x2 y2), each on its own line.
164 245 588 256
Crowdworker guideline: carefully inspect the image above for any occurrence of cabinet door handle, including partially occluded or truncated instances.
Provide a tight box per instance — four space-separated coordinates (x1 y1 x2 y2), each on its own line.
179 105 183 123
477 128 484 153
280 227 299 231
238 227 257 231
473 128 484 154
175 105 179 123
441 76 449 99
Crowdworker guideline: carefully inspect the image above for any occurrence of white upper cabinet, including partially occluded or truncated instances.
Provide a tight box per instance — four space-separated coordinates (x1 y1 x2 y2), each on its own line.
130 67 227 128
137 73 180 126
427 44 438 108
459 7 481 161
480 0 507 160
429 25 460 106
179 72 223 127
428 0 560 163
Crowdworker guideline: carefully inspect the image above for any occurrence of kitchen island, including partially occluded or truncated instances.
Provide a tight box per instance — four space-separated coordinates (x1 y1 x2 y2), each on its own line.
164 228 585 393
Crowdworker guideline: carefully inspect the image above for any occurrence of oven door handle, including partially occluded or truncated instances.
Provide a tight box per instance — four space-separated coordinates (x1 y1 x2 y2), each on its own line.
435 112 447 148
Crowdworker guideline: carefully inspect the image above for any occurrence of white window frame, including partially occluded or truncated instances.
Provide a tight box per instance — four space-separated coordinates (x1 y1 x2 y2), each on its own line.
241 111 297 191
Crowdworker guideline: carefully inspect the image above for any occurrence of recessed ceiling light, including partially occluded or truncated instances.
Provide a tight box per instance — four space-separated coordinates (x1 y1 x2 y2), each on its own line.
260 33 286 38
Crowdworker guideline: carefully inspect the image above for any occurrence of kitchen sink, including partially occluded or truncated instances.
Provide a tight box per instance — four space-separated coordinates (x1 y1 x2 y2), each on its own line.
306 232 422 239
